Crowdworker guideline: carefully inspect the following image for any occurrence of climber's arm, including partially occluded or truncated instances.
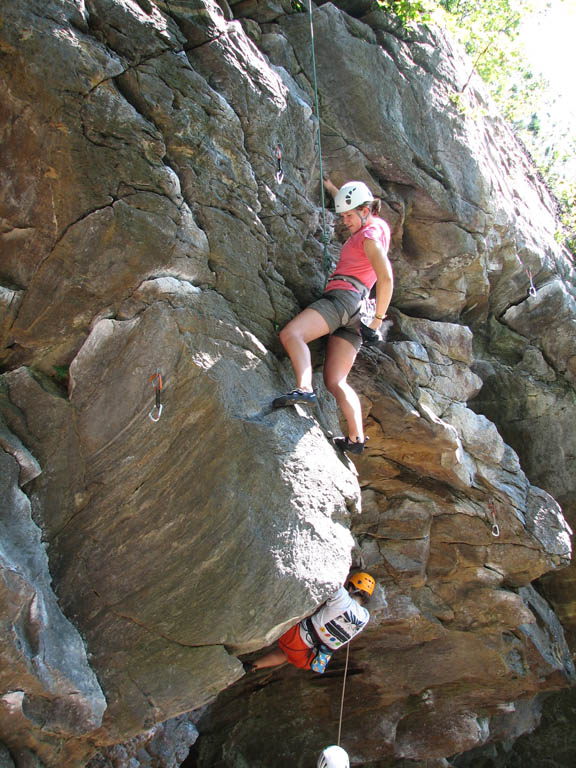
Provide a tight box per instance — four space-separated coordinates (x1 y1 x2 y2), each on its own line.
364 238 393 330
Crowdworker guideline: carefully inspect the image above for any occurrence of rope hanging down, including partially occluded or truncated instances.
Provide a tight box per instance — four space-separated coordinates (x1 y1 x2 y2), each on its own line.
307 1 331 278
337 641 351 746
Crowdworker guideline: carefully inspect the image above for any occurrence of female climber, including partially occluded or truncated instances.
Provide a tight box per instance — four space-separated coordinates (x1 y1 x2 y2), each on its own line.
272 180 393 455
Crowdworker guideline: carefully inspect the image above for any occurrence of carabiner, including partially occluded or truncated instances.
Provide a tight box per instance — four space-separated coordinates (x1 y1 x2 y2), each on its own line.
491 523 500 537
148 369 163 423
149 403 163 423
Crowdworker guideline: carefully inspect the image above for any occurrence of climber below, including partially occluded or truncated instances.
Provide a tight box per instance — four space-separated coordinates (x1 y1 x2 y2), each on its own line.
244 572 375 673
273 180 393 455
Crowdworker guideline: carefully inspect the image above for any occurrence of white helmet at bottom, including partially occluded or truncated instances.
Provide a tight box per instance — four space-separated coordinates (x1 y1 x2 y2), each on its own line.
334 181 374 213
317 744 350 768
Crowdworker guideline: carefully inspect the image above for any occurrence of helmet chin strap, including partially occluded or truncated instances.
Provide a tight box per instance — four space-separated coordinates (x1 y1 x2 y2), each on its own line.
357 208 369 227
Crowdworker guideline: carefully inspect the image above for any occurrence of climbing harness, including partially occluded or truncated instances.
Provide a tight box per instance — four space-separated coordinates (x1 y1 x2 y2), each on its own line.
331 273 369 298
487 498 500 538
306 1 331 279
148 369 163 423
304 617 335 673
275 144 284 185
526 268 537 297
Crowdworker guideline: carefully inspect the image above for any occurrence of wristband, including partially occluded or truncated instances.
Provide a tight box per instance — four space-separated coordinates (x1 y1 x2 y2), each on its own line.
375 313 385 320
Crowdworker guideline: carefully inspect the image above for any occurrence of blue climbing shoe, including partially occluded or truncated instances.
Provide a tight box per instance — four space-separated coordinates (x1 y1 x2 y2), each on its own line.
273 388 318 408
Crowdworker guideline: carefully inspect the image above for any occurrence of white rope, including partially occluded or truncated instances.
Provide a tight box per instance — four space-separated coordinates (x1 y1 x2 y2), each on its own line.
337 641 351 746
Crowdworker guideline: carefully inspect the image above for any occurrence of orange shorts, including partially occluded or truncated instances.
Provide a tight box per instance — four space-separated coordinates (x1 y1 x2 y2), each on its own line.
278 623 315 670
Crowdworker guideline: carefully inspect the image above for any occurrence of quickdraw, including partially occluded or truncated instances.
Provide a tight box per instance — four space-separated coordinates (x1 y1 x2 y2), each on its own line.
275 144 284 184
487 498 500 537
526 269 537 297
149 369 163 423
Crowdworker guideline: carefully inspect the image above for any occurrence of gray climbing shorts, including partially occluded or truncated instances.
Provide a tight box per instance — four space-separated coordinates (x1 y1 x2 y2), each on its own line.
308 289 363 352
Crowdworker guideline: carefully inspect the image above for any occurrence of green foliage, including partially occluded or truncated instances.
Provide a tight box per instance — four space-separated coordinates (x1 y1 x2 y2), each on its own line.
449 90 487 120
556 184 576 254
378 0 575 256
375 0 433 25
437 0 537 94
52 365 69 383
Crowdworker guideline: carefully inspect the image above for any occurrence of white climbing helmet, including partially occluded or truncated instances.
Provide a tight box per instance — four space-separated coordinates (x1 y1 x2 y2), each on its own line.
334 181 374 213
317 745 350 768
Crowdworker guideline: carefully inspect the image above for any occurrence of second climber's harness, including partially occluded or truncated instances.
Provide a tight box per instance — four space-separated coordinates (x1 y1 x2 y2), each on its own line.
304 616 324 646
304 617 335 674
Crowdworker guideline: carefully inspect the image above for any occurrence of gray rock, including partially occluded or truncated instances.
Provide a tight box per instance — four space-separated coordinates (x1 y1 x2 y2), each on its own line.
502 280 576 384
0 744 15 768
0 418 106 762
1 0 576 765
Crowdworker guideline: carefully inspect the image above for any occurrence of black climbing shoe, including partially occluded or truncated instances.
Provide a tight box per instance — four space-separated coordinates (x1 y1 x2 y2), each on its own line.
273 388 318 408
333 436 367 455
242 661 257 674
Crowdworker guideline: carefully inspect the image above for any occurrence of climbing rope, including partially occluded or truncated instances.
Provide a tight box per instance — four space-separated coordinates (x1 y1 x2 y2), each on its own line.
337 641 351 746
307 0 331 279
149 368 163 423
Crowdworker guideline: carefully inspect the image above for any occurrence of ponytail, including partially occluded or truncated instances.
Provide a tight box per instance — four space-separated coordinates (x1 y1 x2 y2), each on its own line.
356 199 381 216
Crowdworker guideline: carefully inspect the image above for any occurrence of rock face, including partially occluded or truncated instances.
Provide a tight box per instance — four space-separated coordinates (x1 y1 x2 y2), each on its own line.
0 415 106 766
1 1 575 766
451 686 576 768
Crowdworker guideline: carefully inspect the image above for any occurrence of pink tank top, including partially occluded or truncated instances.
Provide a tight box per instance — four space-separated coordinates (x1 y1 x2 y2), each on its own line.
326 218 390 293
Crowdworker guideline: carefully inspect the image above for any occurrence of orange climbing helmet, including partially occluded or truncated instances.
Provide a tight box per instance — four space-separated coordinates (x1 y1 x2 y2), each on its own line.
348 571 375 597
